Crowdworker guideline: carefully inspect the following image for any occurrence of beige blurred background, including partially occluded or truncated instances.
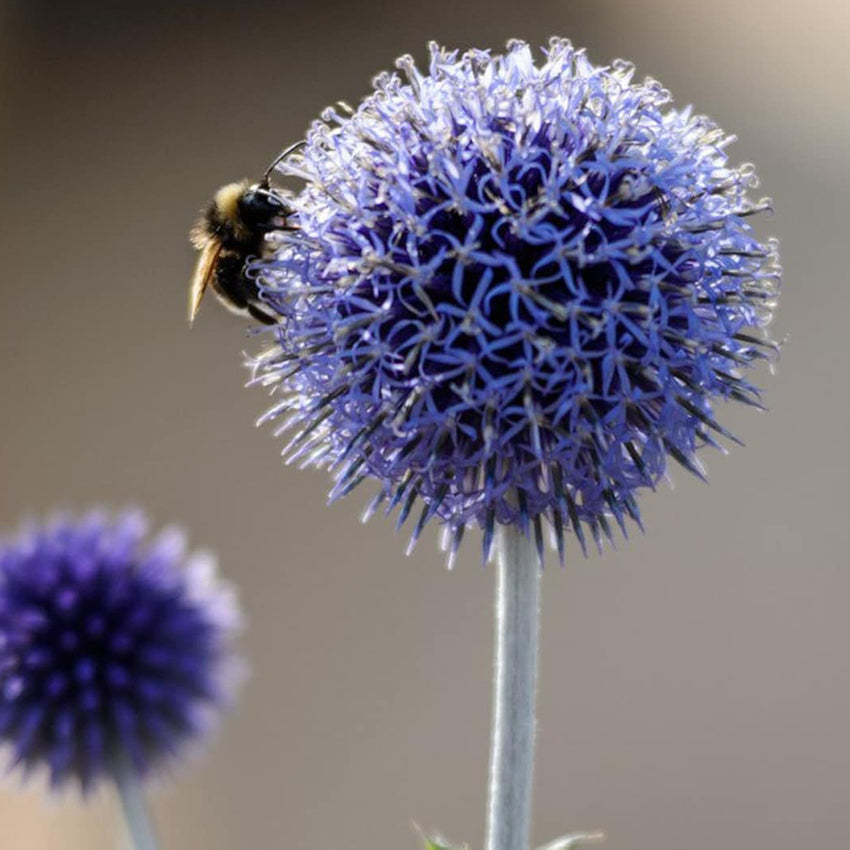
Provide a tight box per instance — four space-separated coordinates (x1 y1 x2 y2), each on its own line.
0 1 847 848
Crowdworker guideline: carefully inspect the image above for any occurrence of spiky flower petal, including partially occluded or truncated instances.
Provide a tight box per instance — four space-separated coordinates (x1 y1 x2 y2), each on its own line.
253 40 781 563
0 510 242 790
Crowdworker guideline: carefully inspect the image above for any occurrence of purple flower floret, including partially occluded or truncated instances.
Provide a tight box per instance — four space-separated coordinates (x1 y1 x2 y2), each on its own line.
0 510 242 790
253 39 781 564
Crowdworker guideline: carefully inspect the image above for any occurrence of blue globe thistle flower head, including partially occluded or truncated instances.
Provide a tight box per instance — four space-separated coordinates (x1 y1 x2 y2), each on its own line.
0 510 243 792
253 39 781 565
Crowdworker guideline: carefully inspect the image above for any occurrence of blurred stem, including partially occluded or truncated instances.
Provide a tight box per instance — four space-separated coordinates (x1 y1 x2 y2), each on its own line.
115 758 160 850
486 524 541 850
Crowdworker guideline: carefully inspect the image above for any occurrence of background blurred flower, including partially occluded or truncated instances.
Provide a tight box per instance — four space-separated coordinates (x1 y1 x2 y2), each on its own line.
253 39 780 563
0 509 242 792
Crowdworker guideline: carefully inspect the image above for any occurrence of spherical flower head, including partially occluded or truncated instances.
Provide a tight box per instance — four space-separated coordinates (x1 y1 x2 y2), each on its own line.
253 39 781 564
0 510 243 791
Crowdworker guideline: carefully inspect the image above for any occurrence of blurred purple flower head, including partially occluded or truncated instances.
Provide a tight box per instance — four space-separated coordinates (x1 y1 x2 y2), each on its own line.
252 39 780 564
0 510 242 791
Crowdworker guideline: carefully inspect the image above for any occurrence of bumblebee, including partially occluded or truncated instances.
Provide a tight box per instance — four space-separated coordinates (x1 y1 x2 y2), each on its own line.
188 143 303 325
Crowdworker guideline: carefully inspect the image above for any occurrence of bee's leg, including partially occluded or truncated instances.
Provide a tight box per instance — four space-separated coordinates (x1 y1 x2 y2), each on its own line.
248 302 279 325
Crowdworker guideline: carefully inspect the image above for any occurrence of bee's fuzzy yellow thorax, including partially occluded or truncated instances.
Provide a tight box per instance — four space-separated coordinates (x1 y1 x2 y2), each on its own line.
214 181 249 224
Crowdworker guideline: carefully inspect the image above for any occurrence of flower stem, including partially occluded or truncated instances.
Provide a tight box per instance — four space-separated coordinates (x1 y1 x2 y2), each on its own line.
115 759 160 850
486 524 541 850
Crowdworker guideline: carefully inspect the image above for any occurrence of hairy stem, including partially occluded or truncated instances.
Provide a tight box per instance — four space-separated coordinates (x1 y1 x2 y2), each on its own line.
115 759 160 850
485 524 541 850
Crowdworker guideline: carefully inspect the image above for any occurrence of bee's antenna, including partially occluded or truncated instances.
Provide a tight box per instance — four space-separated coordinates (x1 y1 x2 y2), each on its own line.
263 141 307 184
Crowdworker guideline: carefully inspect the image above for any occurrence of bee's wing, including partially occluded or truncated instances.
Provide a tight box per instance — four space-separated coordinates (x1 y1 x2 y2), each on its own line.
188 238 223 325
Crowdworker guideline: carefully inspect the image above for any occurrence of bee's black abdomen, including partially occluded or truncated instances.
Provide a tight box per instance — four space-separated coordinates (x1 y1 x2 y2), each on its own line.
212 249 277 324
212 252 250 310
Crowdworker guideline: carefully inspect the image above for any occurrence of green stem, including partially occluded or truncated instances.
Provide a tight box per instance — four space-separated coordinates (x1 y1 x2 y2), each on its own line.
115 759 160 850
485 524 541 850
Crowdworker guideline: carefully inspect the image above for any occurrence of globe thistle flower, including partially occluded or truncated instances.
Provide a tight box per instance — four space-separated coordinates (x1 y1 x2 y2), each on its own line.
0 510 242 792
252 39 781 564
